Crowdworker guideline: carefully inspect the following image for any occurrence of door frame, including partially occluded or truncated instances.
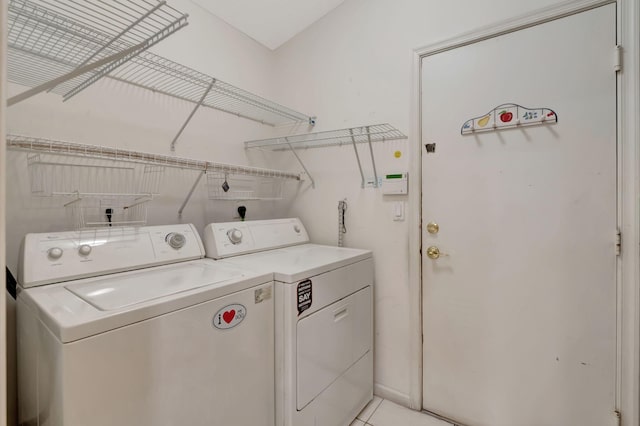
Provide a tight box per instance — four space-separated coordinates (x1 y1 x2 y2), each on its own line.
408 0 640 424
1 0 7 425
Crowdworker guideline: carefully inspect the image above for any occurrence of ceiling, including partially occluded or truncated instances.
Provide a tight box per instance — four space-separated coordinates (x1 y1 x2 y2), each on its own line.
191 0 348 50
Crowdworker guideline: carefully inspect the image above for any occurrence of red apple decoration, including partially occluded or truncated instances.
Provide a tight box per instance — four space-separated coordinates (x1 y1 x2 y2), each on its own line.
499 110 513 123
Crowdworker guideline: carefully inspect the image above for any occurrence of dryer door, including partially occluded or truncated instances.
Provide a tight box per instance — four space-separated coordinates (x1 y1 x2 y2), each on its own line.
296 286 372 409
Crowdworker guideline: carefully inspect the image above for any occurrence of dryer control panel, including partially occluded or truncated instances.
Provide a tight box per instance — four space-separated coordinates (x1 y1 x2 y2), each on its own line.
203 218 309 259
19 224 205 288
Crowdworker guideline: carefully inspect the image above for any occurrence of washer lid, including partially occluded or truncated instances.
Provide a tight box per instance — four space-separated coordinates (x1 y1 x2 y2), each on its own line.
18 260 272 343
66 263 243 311
220 244 372 283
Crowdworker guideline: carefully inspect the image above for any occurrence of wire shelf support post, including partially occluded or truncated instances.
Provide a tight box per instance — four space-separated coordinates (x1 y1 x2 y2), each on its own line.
178 170 206 216
171 79 215 151
286 139 315 189
349 128 366 188
366 126 379 188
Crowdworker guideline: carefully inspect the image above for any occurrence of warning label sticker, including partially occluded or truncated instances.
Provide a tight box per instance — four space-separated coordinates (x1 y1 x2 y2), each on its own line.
297 279 312 315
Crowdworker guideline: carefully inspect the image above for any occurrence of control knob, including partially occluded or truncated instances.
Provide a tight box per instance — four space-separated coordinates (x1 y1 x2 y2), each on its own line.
47 247 63 260
294 224 301 233
78 244 92 256
227 228 243 245
166 233 186 250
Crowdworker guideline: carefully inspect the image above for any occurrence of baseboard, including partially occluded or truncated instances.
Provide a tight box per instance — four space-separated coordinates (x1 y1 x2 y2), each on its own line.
373 383 415 409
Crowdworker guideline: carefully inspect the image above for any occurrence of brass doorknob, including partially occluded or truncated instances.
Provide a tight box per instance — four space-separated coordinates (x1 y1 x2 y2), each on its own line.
427 246 441 259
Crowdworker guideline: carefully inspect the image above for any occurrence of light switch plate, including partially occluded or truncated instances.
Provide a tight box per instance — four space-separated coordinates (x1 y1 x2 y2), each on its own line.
393 202 405 221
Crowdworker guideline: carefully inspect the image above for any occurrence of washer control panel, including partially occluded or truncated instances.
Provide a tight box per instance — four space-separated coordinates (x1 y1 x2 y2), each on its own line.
203 218 309 259
19 224 205 288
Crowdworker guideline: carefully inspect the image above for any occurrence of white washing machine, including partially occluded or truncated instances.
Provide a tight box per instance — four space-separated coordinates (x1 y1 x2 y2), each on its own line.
17 224 275 426
203 218 374 426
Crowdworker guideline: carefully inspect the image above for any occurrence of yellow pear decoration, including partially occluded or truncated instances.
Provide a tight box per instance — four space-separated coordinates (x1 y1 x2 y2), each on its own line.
478 114 491 128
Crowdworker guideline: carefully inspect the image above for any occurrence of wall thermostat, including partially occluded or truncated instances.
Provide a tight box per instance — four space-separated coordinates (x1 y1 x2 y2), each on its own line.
382 172 408 195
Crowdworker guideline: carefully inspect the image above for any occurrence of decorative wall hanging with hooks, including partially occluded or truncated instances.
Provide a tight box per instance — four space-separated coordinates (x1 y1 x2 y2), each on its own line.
461 103 557 135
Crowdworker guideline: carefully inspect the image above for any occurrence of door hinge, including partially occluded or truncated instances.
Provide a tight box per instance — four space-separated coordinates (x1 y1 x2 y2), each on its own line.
614 410 621 426
614 45 622 72
616 229 621 256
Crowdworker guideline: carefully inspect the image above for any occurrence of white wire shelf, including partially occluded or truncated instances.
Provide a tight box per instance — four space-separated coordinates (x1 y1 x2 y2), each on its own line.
108 51 314 127
8 134 302 222
27 154 165 197
206 172 284 201
244 123 407 150
7 0 188 103
66 194 152 229
24 151 163 229
7 134 302 180
244 124 407 189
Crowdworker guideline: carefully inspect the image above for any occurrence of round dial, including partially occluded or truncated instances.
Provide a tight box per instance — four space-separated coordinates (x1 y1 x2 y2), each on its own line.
166 233 186 250
227 229 243 245
47 247 63 260
78 244 92 256
294 224 301 233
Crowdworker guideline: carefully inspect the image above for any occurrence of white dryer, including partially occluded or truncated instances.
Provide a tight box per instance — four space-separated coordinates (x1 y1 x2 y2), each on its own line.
203 218 374 426
17 224 275 426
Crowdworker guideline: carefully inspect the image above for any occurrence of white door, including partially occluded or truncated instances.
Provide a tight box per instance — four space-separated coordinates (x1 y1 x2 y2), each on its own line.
421 5 617 426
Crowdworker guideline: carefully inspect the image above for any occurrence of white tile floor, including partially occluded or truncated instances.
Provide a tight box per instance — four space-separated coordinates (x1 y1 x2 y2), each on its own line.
352 397 453 426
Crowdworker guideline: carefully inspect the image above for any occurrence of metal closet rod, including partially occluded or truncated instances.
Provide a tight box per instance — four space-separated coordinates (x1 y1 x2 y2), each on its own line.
6 135 302 180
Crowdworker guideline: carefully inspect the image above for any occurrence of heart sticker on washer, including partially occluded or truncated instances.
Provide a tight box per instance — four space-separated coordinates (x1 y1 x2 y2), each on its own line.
213 304 246 330
223 310 236 324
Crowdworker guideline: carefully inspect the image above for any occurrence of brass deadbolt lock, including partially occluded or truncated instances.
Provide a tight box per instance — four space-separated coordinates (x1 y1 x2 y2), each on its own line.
427 222 439 234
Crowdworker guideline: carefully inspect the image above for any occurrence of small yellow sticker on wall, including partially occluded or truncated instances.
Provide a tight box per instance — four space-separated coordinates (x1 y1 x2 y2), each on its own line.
394 151 402 158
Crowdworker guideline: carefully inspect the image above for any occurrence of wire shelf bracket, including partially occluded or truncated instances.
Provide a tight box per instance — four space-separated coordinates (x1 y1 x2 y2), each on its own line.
7 0 189 105
245 123 407 189
286 140 316 189
171 79 215 151
178 169 206 216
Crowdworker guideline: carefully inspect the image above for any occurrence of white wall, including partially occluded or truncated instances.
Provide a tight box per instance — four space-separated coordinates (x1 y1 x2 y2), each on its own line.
270 0 569 405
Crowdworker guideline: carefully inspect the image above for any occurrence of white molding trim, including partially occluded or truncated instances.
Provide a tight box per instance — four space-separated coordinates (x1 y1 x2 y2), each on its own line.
410 2 639 423
415 0 616 57
407 47 423 412
618 0 640 424
374 383 412 409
